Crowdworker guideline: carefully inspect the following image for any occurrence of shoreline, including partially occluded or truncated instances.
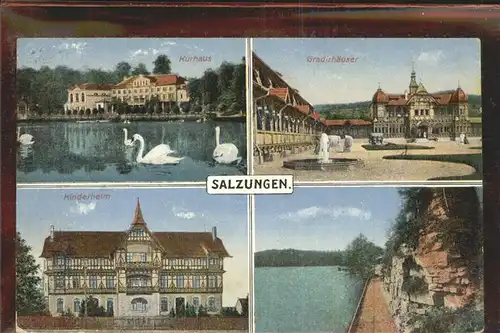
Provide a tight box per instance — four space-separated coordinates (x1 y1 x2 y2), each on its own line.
17 113 246 123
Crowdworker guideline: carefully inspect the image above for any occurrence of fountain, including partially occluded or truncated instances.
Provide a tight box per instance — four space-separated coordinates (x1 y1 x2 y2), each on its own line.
282 133 363 171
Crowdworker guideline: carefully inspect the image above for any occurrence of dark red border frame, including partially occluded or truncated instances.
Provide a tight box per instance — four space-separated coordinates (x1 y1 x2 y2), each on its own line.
2 4 499 333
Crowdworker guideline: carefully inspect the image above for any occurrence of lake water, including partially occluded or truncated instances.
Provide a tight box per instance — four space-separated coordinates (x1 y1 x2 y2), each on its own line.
255 267 363 333
16 121 247 183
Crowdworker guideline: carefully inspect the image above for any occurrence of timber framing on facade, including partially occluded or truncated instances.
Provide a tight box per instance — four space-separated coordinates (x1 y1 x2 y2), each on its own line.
40 199 230 317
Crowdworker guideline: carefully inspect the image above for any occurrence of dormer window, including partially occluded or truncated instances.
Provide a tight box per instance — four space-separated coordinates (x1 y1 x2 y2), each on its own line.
55 254 65 267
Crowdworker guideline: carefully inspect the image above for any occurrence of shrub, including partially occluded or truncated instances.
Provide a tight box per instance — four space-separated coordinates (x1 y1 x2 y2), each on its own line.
402 276 428 295
408 306 483 333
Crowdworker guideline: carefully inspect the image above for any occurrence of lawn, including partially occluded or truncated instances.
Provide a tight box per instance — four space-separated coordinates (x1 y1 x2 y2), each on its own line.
362 143 435 151
383 153 482 180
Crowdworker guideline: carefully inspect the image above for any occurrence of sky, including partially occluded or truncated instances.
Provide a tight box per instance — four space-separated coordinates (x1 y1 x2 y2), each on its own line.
254 38 482 104
17 38 245 78
17 188 249 306
255 187 403 252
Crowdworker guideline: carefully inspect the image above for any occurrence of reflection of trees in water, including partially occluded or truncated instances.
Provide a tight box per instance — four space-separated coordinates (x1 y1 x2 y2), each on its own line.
17 121 246 176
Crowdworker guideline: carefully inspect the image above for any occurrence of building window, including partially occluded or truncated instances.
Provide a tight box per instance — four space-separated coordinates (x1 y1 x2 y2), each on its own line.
126 253 133 262
140 253 147 263
193 297 200 309
177 276 184 289
128 277 148 287
72 277 80 289
106 276 115 289
74 299 81 313
208 276 216 288
57 298 64 313
208 297 216 312
89 276 98 289
192 276 200 289
160 297 169 312
107 299 114 312
55 276 65 289
70 94 73 103
131 298 148 312
161 275 169 288
81 93 85 102
56 254 65 267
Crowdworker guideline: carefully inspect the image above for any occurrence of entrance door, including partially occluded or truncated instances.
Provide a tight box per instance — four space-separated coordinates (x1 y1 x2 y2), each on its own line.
175 297 185 315
418 125 429 138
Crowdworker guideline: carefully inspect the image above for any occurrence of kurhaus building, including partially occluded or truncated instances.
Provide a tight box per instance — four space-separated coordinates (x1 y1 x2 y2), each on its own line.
41 200 230 317
371 67 472 139
64 74 189 114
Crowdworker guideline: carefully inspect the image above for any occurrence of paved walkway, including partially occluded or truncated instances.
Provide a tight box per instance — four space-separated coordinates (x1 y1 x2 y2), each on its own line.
350 278 397 333
255 138 481 181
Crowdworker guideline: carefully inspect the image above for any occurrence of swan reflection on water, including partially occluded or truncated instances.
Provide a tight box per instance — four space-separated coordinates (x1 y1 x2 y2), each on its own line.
16 121 247 182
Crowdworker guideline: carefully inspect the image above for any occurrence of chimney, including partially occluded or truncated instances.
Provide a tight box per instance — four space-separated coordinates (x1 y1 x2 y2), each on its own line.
212 227 217 242
49 225 55 241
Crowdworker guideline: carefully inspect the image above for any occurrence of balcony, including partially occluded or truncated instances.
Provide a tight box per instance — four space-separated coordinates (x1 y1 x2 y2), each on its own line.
119 286 155 295
49 287 116 295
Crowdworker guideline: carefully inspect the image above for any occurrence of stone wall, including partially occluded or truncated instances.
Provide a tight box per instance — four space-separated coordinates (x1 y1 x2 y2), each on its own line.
382 188 483 333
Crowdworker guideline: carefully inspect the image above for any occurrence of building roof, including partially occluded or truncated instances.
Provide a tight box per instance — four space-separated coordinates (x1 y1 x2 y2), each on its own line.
269 87 289 102
372 88 389 103
449 87 468 103
323 119 372 126
70 83 114 91
40 199 230 258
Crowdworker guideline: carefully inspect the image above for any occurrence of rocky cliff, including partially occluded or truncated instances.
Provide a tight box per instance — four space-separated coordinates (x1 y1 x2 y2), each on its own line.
382 188 483 333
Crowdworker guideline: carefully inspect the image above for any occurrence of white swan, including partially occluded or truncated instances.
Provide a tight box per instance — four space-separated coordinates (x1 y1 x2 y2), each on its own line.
213 126 241 164
122 128 133 146
17 127 34 145
131 134 184 165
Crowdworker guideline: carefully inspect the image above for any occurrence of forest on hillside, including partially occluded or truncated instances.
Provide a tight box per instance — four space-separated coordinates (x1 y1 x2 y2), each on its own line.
315 94 482 120
16 54 245 115
255 236 384 280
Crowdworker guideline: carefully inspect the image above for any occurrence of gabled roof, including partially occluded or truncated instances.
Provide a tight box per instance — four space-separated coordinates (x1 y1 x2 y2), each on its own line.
40 199 230 258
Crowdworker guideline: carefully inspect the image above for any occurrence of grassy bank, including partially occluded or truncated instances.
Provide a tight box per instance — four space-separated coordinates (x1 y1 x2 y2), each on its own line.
382 153 482 180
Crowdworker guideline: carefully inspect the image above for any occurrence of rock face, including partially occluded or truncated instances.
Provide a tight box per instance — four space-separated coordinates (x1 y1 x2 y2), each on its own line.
382 188 483 333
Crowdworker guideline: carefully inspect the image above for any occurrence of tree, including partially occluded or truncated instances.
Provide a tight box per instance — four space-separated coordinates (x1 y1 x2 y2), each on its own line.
153 55 172 74
131 63 150 76
344 234 384 280
114 61 132 81
79 296 106 317
16 232 47 315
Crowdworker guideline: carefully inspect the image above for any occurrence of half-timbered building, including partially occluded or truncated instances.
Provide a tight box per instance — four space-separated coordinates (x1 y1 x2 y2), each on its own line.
40 199 229 317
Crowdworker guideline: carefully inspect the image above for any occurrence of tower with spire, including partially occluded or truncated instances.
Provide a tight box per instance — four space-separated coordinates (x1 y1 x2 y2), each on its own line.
409 62 419 94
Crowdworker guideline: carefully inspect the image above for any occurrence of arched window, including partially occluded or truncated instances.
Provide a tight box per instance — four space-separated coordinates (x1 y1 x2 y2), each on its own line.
70 94 74 103
81 93 85 102
74 298 81 314
107 299 114 312
57 298 64 313
131 298 148 312
208 297 216 312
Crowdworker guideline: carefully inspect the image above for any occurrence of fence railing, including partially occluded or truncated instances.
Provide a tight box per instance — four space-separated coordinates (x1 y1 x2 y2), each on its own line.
255 130 318 147
346 277 372 333
18 316 248 330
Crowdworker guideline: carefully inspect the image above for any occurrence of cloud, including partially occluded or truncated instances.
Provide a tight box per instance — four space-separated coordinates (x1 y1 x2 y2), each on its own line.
416 50 445 66
58 42 87 54
172 206 197 219
129 48 161 60
70 201 96 215
279 206 371 221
